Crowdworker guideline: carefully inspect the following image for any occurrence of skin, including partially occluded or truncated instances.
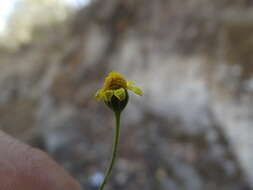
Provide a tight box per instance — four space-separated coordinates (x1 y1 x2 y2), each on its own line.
0 131 82 190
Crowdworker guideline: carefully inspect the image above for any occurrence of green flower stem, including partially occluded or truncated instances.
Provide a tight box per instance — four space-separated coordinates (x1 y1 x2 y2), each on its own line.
99 111 121 190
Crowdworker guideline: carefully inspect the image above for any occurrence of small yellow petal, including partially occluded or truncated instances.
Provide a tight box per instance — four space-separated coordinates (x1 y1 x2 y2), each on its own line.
114 88 126 101
95 90 103 101
127 81 135 86
127 86 143 96
104 90 114 102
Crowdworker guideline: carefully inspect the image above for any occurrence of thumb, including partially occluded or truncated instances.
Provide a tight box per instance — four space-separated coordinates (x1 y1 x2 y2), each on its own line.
0 131 82 190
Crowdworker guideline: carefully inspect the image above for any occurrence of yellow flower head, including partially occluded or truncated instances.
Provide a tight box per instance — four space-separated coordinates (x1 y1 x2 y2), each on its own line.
95 72 143 105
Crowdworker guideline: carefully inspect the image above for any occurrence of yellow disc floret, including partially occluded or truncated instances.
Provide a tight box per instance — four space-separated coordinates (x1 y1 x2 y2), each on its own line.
95 72 143 103
103 72 127 90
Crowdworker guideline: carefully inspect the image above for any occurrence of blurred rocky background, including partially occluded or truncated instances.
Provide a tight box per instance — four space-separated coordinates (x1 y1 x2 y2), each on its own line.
0 0 253 189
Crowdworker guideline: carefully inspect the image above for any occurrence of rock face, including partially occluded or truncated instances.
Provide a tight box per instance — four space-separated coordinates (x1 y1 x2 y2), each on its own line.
0 0 253 189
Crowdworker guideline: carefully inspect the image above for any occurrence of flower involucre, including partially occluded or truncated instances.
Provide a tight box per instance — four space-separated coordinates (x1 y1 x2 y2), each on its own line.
95 72 143 102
